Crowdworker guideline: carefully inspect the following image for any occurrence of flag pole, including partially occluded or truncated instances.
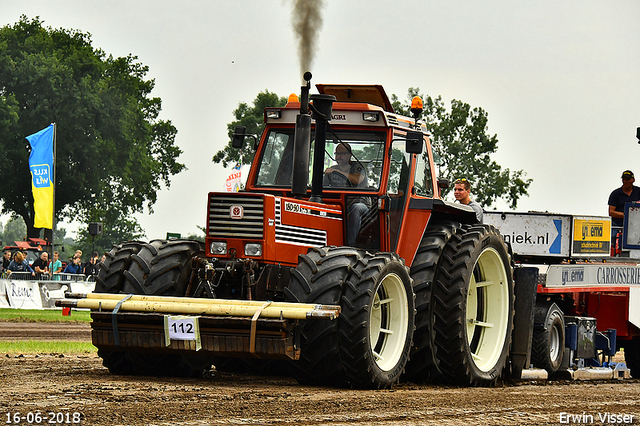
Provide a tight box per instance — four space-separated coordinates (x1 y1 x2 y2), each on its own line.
50 122 57 278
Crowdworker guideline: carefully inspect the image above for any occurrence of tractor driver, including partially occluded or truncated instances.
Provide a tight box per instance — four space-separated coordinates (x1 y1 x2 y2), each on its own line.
324 142 370 246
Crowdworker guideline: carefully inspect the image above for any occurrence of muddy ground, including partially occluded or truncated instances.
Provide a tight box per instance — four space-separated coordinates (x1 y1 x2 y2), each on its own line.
1 322 639 426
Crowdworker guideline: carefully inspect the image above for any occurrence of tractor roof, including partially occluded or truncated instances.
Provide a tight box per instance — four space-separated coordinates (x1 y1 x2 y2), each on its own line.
315 84 394 113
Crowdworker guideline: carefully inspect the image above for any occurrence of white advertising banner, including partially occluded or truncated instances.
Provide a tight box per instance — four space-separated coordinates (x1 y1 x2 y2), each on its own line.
69 281 96 294
6 280 43 309
485 211 571 258
0 280 10 308
546 264 640 288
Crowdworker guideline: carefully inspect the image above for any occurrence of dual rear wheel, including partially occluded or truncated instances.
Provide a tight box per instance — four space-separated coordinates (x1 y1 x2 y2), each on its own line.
431 224 515 386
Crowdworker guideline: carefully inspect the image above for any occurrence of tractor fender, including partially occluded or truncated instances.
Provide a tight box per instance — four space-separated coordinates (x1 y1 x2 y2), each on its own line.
410 198 477 224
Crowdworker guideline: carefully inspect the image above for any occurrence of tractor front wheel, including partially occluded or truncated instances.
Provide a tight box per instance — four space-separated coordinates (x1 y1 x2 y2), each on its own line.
339 252 415 388
284 246 363 386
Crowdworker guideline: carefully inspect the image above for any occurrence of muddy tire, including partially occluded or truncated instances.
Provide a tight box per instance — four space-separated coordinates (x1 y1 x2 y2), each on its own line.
97 349 135 375
94 241 145 293
94 241 144 375
404 222 461 383
532 302 565 375
99 350 211 378
122 239 203 296
97 239 207 377
284 246 363 386
339 252 415 388
432 224 514 386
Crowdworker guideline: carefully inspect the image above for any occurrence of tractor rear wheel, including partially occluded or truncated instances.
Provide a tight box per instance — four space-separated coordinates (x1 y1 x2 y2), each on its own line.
94 241 144 293
96 239 208 378
532 302 565 375
404 222 460 383
432 224 514 386
339 252 415 388
284 246 363 386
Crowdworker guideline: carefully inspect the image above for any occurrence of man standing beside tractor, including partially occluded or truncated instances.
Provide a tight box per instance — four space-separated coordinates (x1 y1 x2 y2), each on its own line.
454 178 483 223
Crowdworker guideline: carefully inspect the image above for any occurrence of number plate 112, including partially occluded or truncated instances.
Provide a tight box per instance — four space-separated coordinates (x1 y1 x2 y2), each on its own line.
164 315 202 351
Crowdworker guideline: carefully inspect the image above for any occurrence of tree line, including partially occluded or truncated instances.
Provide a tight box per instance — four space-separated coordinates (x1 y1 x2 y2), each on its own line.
0 16 184 247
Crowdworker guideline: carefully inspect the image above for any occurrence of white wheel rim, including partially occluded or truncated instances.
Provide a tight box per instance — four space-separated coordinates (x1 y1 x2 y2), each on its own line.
465 247 510 372
549 322 561 363
369 272 409 372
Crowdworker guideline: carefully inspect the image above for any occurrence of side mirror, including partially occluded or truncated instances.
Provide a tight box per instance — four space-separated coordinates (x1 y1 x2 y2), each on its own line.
405 131 423 154
637 127 640 144
232 126 246 149
437 179 449 190
437 179 449 197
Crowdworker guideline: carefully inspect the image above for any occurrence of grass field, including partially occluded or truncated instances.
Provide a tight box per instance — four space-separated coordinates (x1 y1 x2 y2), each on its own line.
0 340 96 354
0 308 91 323
0 309 95 354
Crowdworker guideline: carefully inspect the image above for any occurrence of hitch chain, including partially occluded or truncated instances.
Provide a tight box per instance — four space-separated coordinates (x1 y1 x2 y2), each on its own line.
244 260 257 300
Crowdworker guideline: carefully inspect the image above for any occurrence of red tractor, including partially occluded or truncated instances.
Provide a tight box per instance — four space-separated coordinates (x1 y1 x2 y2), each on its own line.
78 73 516 388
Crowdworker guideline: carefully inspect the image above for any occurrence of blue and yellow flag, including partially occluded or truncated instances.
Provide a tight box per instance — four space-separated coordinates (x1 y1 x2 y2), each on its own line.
26 124 55 229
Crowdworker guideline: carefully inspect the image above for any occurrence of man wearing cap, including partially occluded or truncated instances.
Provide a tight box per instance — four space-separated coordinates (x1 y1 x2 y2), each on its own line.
608 170 640 227
454 178 483 223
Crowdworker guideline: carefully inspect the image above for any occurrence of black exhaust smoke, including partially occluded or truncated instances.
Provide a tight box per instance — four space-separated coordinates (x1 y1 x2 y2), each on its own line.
291 0 324 79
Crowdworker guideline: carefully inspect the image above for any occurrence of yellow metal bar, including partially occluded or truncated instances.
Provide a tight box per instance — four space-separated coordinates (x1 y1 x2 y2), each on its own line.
78 292 339 313
69 297 339 320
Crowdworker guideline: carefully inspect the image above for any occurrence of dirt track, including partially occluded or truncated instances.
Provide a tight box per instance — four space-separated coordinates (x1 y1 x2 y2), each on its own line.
1 322 640 425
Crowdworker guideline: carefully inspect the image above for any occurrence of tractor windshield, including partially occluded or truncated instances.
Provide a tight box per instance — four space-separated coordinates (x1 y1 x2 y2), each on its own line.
255 129 387 190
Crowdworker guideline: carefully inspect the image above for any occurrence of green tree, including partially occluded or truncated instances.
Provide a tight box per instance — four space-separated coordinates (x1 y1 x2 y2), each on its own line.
53 226 75 257
185 225 206 243
213 90 287 168
0 16 185 238
391 88 531 208
2 216 27 245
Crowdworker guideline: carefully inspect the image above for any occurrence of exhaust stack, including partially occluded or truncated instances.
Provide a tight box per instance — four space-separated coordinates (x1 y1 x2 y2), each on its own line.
291 72 313 197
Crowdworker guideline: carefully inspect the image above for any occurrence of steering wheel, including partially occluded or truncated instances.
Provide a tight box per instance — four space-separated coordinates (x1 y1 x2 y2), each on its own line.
330 170 353 187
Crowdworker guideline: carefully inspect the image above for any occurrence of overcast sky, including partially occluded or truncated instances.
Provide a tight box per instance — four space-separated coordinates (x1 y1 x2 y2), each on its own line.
3 1 640 239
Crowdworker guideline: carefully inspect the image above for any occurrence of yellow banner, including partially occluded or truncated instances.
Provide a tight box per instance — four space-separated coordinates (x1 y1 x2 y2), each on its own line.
572 218 610 255
26 124 55 230
32 184 53 229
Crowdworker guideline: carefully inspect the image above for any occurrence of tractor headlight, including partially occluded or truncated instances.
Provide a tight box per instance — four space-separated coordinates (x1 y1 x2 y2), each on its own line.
363 112 379 122
244 243 262 257
210 241 227 255
266 110 281 119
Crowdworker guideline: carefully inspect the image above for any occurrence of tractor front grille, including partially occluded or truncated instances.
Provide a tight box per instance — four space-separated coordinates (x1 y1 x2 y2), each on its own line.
208 194 264 239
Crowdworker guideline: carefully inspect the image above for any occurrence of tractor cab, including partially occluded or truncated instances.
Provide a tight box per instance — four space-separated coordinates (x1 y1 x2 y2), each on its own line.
236 78 472 262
